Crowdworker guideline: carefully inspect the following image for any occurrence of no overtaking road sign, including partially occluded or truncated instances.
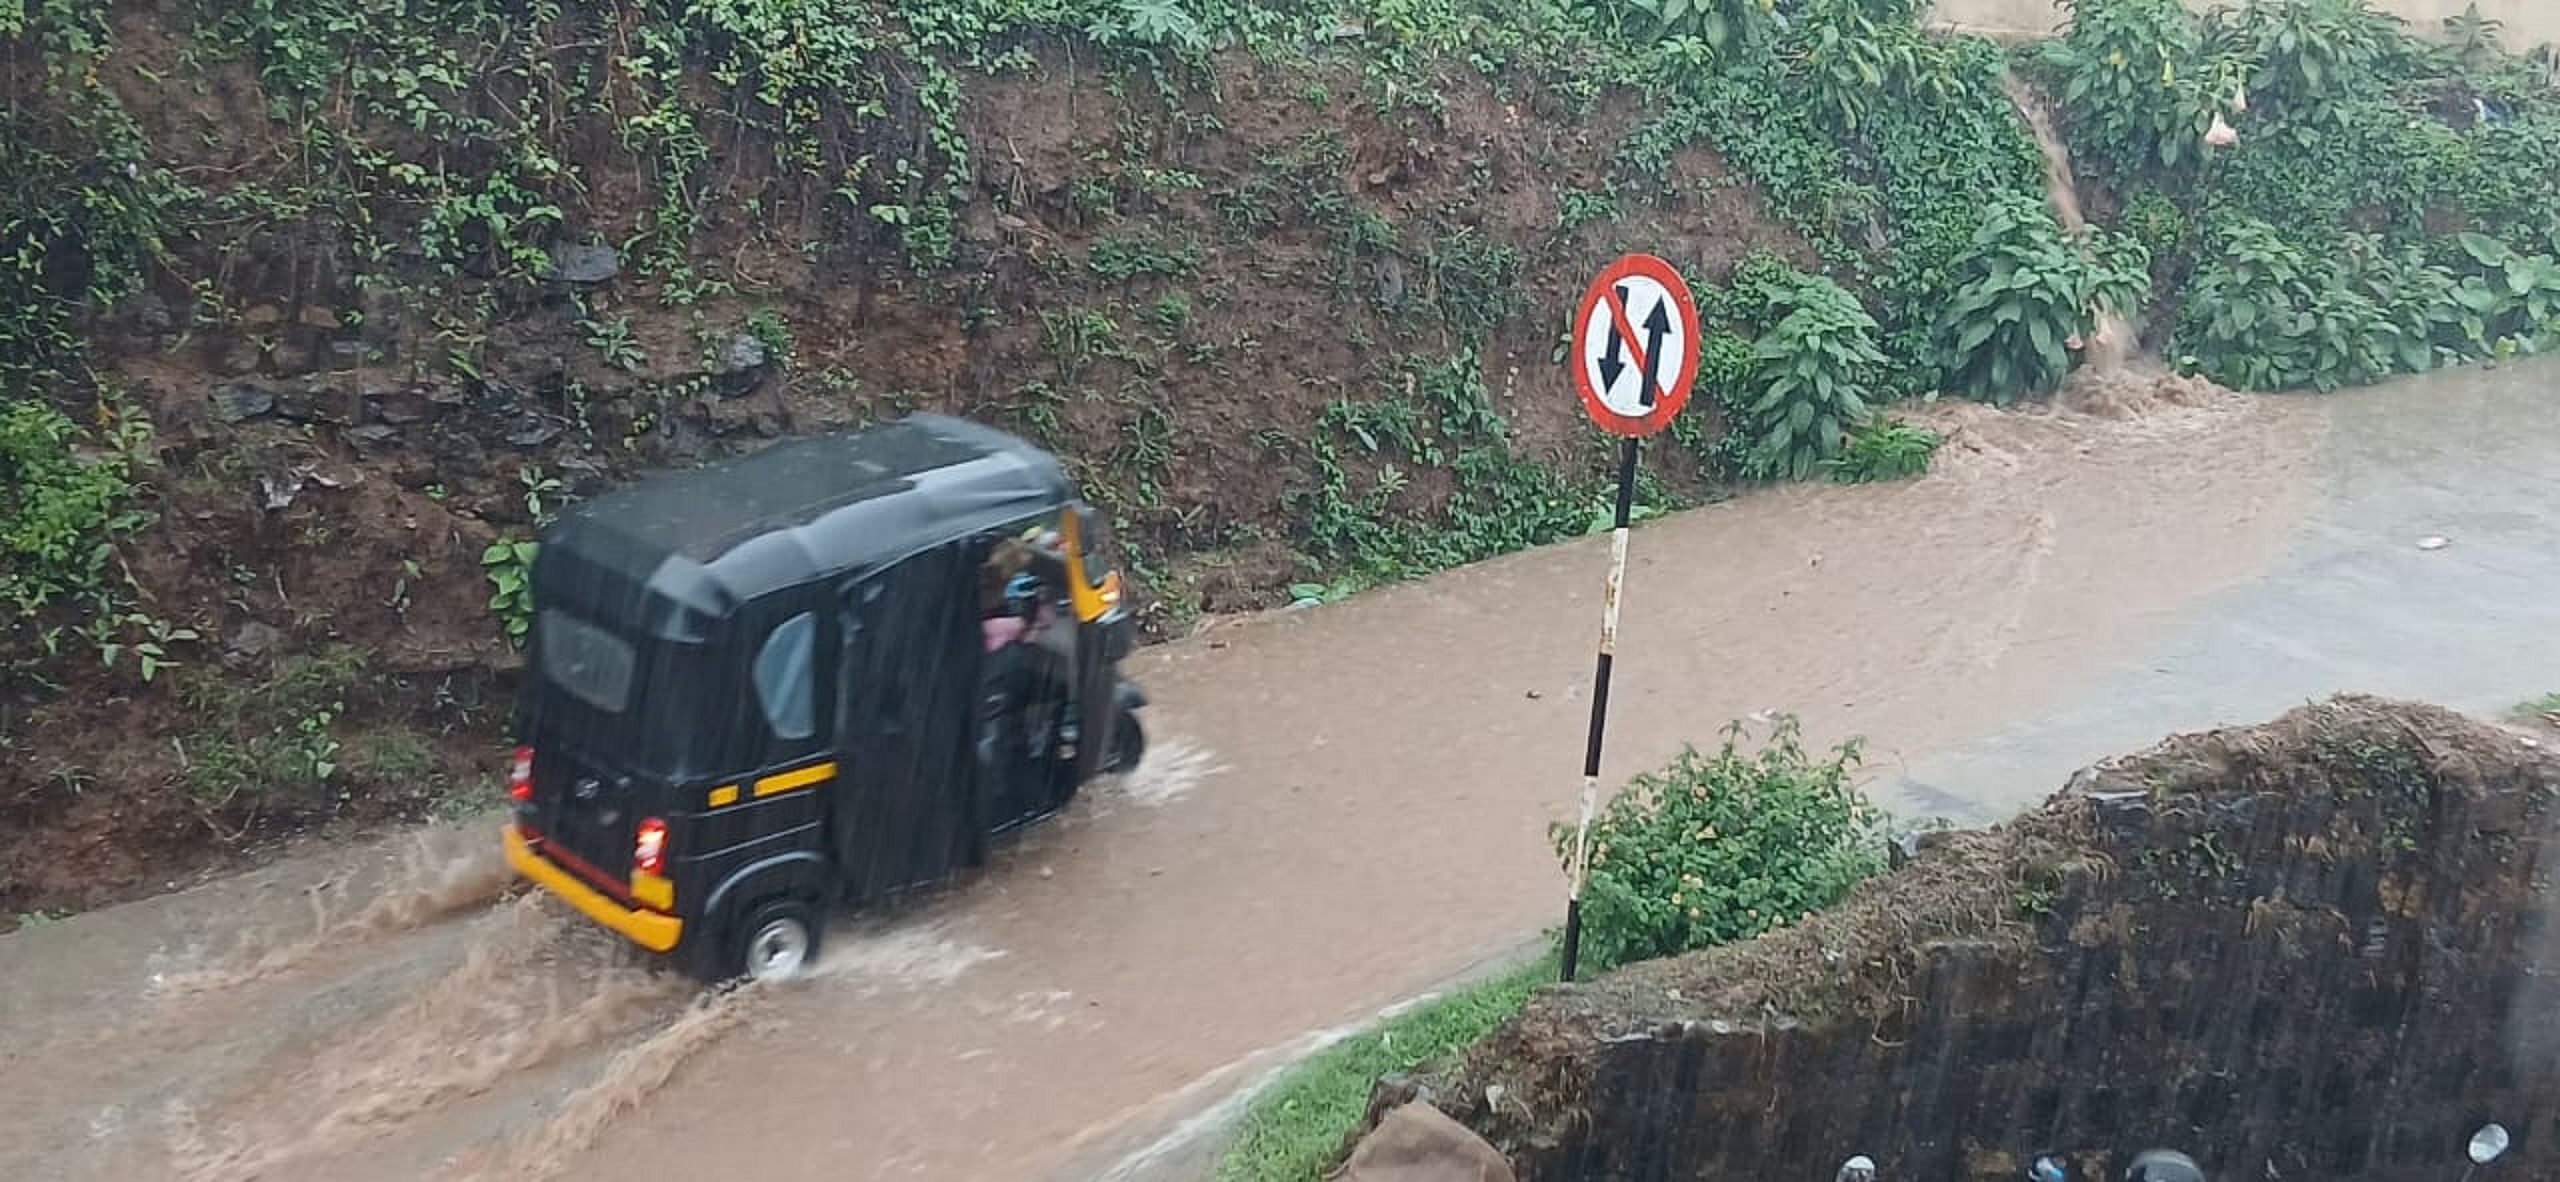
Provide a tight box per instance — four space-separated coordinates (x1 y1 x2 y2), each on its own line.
1557 251 1700 985
1572 253 1700 438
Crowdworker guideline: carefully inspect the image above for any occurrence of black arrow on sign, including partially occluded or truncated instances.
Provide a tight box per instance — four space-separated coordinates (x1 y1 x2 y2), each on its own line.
1636 293 1671 410
1597 286 1630 393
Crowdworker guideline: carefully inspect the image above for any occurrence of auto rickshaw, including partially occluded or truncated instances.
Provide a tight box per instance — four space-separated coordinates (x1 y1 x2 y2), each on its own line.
500 414 1148 983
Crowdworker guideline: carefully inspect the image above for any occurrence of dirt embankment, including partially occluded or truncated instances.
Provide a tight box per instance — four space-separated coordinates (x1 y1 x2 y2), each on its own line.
3 8 1814 920
1395 697 2560 1181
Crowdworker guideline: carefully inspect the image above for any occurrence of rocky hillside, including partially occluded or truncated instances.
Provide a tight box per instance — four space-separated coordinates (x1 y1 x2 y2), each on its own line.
4 0 2556 919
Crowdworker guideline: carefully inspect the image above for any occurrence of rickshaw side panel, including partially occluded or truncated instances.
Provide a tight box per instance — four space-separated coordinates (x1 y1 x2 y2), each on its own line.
830 541 991 900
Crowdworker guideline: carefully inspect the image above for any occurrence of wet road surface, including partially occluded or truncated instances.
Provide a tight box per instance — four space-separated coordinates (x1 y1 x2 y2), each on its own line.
1890 362 2560 818
1 362 2547 1181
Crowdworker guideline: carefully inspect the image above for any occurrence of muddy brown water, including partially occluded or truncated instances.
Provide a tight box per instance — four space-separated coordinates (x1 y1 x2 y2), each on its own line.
2 362 2552 1181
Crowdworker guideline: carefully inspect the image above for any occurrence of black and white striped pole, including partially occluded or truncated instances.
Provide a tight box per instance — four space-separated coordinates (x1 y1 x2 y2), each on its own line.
1559 253 1699 984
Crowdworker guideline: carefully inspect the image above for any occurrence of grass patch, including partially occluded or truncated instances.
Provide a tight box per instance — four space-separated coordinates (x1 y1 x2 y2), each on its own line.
1212 951 1557 1182
2515 693 2560 724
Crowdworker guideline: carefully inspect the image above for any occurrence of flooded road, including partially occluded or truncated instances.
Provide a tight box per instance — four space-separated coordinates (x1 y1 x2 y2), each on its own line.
1890 360 2560 816
0 361 2546 1181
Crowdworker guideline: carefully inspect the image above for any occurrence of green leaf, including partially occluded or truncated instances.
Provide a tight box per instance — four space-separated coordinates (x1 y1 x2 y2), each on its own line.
2460 232 2513 267
1957 318 1998 354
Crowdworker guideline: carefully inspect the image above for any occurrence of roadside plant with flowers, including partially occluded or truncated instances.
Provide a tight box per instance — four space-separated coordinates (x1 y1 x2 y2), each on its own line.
1552 714 1889 975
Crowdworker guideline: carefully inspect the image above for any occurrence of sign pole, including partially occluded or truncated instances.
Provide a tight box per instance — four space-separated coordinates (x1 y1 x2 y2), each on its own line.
1560 434 1640 983
1558 252 1697 986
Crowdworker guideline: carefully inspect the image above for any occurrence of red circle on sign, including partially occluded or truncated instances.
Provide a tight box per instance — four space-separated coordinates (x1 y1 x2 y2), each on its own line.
1571 253 1699 438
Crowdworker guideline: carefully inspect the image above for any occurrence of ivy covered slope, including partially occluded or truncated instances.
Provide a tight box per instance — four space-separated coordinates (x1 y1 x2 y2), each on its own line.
2034 0 2560 391
0 0 2078 912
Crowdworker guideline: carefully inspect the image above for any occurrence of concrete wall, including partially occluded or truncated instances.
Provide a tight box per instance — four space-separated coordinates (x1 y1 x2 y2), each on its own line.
1931 0 2560 47
1411 697 2560 1182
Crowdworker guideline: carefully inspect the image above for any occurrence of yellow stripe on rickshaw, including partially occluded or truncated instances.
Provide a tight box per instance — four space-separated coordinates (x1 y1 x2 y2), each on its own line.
707 784 740 808
753 761 837 798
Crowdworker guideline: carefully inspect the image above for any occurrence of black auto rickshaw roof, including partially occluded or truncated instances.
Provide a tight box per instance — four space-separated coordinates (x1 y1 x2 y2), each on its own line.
536 414 1074 636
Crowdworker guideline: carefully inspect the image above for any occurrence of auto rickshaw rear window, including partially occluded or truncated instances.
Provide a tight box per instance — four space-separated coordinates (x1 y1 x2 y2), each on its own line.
538 608 637 713
753 612 820 740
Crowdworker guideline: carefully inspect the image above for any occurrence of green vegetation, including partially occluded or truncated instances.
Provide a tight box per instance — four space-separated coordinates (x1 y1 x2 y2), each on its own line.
2036 0 2560 391
1553 714 1888 974
1828 415 1943 484
0 401 147 620
1293 352 1605 598
482 539 538 646
0 397 180 682
1212 953 1556 1182
173 647 367 811
1934 192 2150 403
1741 270 1887 480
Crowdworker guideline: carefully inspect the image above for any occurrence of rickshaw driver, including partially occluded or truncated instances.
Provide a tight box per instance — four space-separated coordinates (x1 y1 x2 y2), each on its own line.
978 528 1072 766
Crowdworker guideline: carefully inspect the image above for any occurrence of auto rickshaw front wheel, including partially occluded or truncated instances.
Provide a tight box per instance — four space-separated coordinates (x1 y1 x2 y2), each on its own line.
1106 710 1147 775
732 897 822 984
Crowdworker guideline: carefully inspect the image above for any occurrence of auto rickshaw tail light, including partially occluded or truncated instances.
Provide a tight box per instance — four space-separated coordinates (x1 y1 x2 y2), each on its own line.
508 746 535 802
634 817 668 876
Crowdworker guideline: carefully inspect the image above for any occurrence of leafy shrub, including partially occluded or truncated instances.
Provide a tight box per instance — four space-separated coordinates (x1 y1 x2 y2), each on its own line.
2117 188 2188 273
2040 0 2239 178
1742 270 1884 480
2450 232 2560 347
1295 352 1597 589
1701 251 1799 331
1865 38 2053 398
174 647 366 809
2173 218 2395 390
1933 194 2150 404
1602 0 1774 52
1783 0 1917 132
2176 212 2560 391
2340 233 2468 372
1 401 149 621
2205 0 2406 128
1553 715 1887 975
1682 329 1760 477
483 538 538 645
1826 415 1942 484
3 3 186 389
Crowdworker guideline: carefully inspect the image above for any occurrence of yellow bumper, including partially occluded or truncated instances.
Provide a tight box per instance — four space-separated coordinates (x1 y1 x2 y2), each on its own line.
503 824 684 953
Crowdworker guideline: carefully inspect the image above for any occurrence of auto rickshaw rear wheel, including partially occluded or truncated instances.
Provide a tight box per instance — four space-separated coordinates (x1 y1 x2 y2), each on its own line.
734 897 822 984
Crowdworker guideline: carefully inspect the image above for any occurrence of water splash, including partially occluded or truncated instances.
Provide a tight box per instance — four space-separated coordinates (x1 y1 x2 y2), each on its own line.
1103 736 1228 808
813 920 1007 993
463 987 751 1182
161 894 685 1182
152 824 514 998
